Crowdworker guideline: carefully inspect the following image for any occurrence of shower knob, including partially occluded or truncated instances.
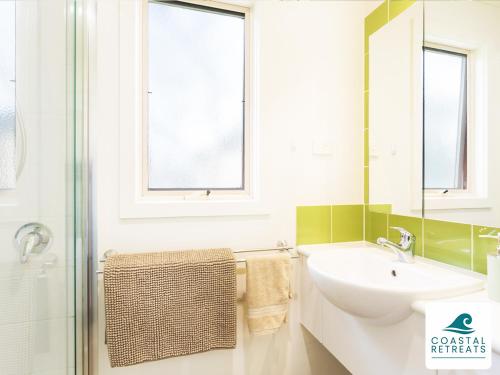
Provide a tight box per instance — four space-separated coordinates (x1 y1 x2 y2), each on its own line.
14 223 52 264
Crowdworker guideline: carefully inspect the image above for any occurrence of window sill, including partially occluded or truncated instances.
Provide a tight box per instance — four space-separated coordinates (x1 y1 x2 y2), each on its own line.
424 195 491 210
119 197 270 219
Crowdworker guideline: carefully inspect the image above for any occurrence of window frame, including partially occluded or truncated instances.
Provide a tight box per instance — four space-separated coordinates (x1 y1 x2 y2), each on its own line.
141 0 252 200
423 42 475 198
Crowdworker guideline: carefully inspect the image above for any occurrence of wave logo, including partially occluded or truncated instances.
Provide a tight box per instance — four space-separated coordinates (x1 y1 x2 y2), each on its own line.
426 303 491 370
443 313 475 335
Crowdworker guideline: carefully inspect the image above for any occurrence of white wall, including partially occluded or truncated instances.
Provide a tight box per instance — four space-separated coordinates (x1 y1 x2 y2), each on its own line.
94 1 370 374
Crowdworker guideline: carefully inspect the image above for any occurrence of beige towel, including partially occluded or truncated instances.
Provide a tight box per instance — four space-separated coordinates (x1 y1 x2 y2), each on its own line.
245 253 291 335
103 248 236 367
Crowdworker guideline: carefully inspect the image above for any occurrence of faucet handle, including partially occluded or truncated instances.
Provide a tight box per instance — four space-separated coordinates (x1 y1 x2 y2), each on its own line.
390 226 407 233
390 226 413 237
389 226 415 244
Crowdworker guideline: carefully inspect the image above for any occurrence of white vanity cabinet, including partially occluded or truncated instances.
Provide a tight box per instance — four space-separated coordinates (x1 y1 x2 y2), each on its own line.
299 256 323 340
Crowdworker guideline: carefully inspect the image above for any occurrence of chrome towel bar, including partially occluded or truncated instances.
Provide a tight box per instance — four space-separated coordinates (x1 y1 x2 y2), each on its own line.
96 241 299 275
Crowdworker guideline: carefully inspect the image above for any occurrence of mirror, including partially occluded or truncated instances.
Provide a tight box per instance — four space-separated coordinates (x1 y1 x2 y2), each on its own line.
424 1 500 228
0 1 16 189
368 3 423 219
367 0 499 271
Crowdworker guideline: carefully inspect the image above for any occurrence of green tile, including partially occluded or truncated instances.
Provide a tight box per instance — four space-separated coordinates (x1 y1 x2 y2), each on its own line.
364 53 369 91
296 206 331 245
473 225 500 274
389 214 422 256
332 205 364 243
364 91 369 170
365 1 388 51
389 0 415 21
364 206 370 241
368 204 392 214
366 207 388 245
364 91 369 129
364 128 369 167
364 167 369 204
423 219 472 270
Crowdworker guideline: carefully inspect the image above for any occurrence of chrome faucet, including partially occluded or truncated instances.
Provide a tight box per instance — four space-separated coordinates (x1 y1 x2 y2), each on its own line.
377 227 416 263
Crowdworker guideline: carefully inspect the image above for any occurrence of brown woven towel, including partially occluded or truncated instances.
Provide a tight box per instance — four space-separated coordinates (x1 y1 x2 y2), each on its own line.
103 248 236 368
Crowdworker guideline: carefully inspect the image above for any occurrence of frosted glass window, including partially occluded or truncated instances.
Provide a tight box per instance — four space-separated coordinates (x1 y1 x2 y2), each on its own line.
148 1 245 191
424 48 467 190
0 1 16 189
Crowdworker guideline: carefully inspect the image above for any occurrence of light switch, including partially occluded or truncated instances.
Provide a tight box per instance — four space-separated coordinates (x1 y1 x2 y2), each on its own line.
312 140 332 155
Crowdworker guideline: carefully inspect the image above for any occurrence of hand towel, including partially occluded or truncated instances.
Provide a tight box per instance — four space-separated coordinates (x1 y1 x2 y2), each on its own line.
245 253 291 335
103 248 236 367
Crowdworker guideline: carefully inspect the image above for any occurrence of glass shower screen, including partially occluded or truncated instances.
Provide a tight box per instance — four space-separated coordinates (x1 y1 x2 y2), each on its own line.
0 1 80 374
0 1 16 189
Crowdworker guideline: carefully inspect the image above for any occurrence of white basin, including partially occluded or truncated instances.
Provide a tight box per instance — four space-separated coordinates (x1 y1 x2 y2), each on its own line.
307 246 485 325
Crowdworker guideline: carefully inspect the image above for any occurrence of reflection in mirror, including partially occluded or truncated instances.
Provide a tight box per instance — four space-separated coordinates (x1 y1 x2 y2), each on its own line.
369 3 423 218
424 47 467 190
0 1 16 189
424 0 500 227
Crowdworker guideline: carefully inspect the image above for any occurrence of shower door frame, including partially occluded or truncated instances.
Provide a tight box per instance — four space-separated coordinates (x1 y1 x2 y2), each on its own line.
75 0 98 374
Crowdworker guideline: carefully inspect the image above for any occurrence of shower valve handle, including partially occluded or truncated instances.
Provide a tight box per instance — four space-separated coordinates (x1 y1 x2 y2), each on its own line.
14 223 52 264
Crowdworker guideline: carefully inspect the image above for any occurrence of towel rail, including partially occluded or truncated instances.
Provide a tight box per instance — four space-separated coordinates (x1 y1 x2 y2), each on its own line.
95 241 299 275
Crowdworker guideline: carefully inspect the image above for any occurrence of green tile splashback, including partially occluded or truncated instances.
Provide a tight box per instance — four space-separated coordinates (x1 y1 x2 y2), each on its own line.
364 90 369 124
423 219 472 270
369 204 392 214
366 208 387 245
364 128 369 167
362 212 499 274
296 206 331 245
389 0 416 21
296 205 364 245
364 1 388 51
332 205 364 243
295 203 498 274
364 53 370 92
473 226 500 274
364 167 369 204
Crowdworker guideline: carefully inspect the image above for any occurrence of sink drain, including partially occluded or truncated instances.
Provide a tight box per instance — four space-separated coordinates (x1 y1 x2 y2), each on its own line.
391 270 397 277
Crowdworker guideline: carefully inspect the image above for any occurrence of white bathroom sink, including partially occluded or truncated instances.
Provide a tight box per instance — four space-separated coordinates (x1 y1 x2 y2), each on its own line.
307 246 485 325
